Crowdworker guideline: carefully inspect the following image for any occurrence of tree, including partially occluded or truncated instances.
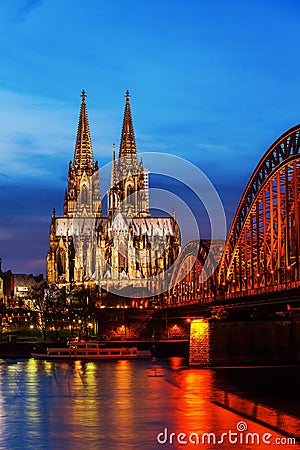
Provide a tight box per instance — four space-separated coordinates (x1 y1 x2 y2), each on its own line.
27 281 48 340
44 284 66 340
27 282 67 340
70 284 98 338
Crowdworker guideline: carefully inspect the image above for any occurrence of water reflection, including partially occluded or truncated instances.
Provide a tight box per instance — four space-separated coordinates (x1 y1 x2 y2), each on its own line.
180 370 213 428
0 358 297 449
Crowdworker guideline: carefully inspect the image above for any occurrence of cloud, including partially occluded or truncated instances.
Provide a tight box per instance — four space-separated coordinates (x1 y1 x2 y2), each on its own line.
196 143 227 151
0 90 119 185
15 0 44 23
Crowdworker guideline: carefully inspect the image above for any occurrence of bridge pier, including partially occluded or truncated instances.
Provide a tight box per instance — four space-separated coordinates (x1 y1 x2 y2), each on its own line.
188 316 300 366
189 319 211 366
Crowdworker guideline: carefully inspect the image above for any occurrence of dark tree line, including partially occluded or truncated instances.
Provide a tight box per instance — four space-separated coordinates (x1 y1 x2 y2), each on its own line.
26 282 99 340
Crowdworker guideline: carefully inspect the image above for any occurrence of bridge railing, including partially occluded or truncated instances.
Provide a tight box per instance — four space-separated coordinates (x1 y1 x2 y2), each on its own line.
166 280 300 306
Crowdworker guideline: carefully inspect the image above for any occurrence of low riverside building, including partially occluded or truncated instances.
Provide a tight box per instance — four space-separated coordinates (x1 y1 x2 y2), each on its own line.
13 273 44 307
0 258 14 306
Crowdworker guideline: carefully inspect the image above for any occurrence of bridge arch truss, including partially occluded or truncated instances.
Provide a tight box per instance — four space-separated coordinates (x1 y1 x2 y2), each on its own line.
167 124 300 305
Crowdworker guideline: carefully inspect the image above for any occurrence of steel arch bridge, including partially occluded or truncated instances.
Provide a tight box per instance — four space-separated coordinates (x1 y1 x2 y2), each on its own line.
168 124 300 305
168 240 220 305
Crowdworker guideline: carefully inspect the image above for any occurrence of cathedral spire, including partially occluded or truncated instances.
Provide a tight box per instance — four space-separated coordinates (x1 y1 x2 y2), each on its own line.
73 90 94 173
119 90 137 159
64 91 101 217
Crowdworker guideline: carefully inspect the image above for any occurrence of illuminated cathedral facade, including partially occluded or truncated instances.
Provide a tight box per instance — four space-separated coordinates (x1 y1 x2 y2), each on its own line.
46 91 180 295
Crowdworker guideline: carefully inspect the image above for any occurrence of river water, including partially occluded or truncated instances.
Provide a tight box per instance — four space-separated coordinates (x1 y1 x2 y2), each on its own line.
0 358 299 449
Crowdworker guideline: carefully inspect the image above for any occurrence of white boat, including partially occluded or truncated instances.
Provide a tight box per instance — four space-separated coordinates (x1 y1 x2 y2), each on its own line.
31 342 151 360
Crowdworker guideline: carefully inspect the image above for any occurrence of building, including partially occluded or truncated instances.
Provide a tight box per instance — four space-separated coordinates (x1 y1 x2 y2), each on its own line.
47 91 180 297
0 258 14 306
13 273 44 307
0 258 44 307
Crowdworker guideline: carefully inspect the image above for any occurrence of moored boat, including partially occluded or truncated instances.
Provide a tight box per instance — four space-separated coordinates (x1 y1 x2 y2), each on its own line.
31 342 151 360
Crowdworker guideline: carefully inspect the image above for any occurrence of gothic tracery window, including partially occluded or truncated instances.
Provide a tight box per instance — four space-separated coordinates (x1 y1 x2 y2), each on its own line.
127 185 134 205
81 185 88 205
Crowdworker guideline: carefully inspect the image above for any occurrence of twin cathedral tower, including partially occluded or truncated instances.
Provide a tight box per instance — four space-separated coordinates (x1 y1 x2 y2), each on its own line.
46 91 180 295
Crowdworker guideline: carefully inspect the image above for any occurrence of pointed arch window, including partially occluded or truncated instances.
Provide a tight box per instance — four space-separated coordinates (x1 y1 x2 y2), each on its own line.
109 193 113 209
81 185 88 205
110 192 118 210
57 249 66 278
118 242 128 272
127 185 134 205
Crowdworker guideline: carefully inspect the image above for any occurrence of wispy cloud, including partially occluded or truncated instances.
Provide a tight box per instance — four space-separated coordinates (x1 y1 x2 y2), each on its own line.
0 90 118 183
196 143 226 150
15 0 44 23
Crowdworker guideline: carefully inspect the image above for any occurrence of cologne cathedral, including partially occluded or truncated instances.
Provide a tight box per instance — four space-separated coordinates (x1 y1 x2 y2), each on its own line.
46 91 180 296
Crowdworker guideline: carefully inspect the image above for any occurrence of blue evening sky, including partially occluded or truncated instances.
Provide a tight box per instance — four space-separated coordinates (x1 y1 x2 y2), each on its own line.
0 0 299 274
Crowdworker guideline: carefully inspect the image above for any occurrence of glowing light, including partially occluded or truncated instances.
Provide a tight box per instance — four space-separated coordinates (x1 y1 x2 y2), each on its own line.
169 356 183 370
189 319 210 366
191 320 208 337
75 360 82 370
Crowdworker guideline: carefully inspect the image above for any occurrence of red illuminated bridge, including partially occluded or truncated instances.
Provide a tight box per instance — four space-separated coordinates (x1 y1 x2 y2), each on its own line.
167 124 300 307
